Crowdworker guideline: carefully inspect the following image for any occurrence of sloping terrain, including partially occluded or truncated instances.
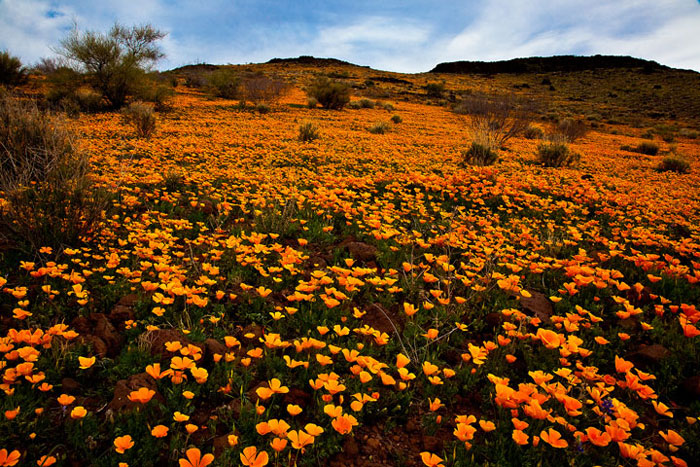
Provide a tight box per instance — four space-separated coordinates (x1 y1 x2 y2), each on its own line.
1 59 699 466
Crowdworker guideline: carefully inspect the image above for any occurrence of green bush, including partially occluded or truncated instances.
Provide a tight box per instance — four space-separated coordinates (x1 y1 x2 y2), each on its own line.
298 122 320 142
461 142 498 166
368 121 390 134
657 155 690 173
537 141 580 167
207 68 239 99
306 77 350 110
122 101 156 138
680 128 698 139
0 93 103 251
134 81 175 112
523 125 544 140
390 114 402 124
307 97 318 109
0 50 26 86
358 98 375 109
56 23 166 109
655 124 676 143
425 82 445 98
256 103 270 114
634 142 659 155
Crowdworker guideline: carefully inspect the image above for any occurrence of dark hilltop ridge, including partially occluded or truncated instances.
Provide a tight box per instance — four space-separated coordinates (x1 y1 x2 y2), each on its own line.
267 55 368 68
429 55 675 74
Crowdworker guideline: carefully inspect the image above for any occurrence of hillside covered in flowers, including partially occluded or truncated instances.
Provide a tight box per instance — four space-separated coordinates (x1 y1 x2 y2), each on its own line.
1 60 699 466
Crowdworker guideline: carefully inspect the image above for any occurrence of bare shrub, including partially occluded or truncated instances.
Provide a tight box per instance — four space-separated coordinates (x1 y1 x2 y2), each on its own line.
454 93 535 147
240 75 289 104
0 94 103 251
555 118 588 142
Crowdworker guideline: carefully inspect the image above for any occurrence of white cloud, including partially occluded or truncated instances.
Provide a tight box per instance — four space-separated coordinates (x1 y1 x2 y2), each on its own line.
435 0 700 71
1 0 698 72
0 0 75 63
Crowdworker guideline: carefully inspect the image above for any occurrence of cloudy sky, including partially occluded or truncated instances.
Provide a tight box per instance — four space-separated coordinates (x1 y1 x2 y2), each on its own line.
1 0 699 73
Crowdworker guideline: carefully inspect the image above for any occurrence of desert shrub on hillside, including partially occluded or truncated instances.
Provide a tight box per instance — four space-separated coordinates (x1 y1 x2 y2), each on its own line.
298 122 320 142
368 121 390 134
461 142 498 166
622 142 659 155
658 155 690 173
655 124 677 143
425 82 445 98
133 78 175 112
240 74 289 103
255 103 271 114
555 118 588 142
537 139 580 167
391 114 402 124
56 23 166 109
122 101 156 138
184 72 205 88
454 93 534 147
306 77 351 110
523 125 544 140
207 68 240 99
0 94 103 251
0 50 26 86
679 128 698 139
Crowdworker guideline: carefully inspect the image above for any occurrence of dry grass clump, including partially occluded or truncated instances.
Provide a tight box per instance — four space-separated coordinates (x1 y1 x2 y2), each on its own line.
122 101 156 138
0 94 103 251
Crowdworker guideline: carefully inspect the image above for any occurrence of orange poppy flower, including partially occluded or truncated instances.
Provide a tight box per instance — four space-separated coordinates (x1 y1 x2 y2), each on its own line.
536 329 561 349
304 423 324 436
70 406 87 419
127 387 155 404
270 437 287 452
540 428 568 448
178 448 214 467
151 425 169 437
0 449 20 466
240 446 269 467
615 356 634 373
36 455 57 466
419 452 444 467
256 378 289 400
331 414 358 434
585 427 611 447
114 435 134 454
660 430 685 446
512 429 529 445
78 356 96 369
288 430 315 450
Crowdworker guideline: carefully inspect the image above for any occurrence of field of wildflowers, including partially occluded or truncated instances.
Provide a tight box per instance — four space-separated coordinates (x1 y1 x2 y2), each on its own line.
1 63 699 466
